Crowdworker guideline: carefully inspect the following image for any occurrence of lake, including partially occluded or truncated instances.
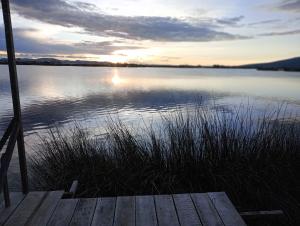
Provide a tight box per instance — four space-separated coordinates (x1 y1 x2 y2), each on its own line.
1 65 300 149
1 65 300 189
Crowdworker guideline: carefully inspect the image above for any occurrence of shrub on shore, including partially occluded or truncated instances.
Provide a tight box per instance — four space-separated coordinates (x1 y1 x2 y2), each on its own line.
30 107 300 225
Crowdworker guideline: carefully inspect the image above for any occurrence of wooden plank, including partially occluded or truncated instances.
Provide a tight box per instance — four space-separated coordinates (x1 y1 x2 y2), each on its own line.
47 199 79 226
91 197 116 226
4 191 47 226
136 196 157 226
240 210 284 220
208 192 246 226
154 195 180 226
113 196 135 226
27 191 64 226
69 198 97 226
191 193 224 226
0 192 25 225
173 194 202 226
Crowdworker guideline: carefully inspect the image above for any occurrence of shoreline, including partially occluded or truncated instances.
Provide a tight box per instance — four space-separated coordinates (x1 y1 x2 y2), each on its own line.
0 62 299 72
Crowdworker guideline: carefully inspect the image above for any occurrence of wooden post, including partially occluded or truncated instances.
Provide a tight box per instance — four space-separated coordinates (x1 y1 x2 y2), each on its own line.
1 0 29 194
3 175 10 207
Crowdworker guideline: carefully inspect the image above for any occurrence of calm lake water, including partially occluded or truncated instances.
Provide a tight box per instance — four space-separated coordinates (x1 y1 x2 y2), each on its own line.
1 65 300 189
1 65 300 149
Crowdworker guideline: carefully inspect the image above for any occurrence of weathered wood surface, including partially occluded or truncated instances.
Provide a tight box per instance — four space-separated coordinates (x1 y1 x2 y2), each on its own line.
173 193 202 226
91 197 116 226
191 193 224 226
136 195 157 226
114 196 135 226
155 195 180 226
4 191 46 226
28 191 64 226
47 199 79 226
0 191 247 226
69 198 97 226
0 192 25 225
240 210 284 220
208 192 247 226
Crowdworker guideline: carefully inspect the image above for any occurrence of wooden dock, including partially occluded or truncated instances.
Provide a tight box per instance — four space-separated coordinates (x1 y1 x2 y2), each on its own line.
0 191 246 226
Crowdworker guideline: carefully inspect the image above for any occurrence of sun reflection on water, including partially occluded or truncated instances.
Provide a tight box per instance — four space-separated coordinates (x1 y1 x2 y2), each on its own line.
111 70 124 85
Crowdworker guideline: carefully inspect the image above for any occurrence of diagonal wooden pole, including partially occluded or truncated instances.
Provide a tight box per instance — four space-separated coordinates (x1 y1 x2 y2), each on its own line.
1 0 29 194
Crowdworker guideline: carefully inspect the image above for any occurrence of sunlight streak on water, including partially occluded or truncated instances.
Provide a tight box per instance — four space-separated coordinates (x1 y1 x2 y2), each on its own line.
111 69 124 86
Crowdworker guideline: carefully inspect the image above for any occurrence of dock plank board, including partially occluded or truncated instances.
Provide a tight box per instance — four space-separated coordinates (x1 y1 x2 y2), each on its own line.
191 193 224 226
28 191 64 226
0 192 25 225
69 198 97 226
0 191 245 226
47 199 79 226
173 194 202 226
4 191 46 226
114 196 135 226
155 195 180 226
208 192 246 226
91 197 116 226
136 196 157 226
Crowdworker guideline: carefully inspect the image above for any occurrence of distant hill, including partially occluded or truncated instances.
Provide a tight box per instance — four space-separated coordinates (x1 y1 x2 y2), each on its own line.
241 57 300 71
0 57 299 71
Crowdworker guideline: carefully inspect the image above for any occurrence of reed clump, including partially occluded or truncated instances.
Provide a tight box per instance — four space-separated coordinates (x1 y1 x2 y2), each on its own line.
30 107 300 225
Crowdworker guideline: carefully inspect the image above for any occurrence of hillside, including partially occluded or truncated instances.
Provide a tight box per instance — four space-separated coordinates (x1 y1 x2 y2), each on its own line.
242 57 300 71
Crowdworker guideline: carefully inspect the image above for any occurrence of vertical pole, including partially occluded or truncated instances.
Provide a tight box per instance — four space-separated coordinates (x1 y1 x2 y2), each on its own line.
3 175 11 207
1 0 29 194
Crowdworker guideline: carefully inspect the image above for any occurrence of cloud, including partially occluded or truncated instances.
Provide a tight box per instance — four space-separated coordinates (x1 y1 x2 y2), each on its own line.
216 16 244 26
259 29 300 36
247 19 281 27
11 0 247 42
0 27 143 56
159 56 182 63
277 0 300 12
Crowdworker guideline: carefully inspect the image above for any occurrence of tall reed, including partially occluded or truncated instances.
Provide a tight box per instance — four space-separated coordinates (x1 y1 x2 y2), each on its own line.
30 107 300 225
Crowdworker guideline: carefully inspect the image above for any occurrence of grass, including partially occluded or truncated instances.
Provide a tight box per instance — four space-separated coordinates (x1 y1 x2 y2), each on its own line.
29 106 300 225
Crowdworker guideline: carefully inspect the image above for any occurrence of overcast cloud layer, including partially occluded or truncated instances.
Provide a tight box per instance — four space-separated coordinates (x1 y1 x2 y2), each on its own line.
11 0 246 42
277 0 300 12
0 27 144 56
0 0 299 63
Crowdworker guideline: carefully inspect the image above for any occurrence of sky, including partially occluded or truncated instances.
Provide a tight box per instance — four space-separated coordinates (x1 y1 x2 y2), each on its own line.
0 0 300 65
